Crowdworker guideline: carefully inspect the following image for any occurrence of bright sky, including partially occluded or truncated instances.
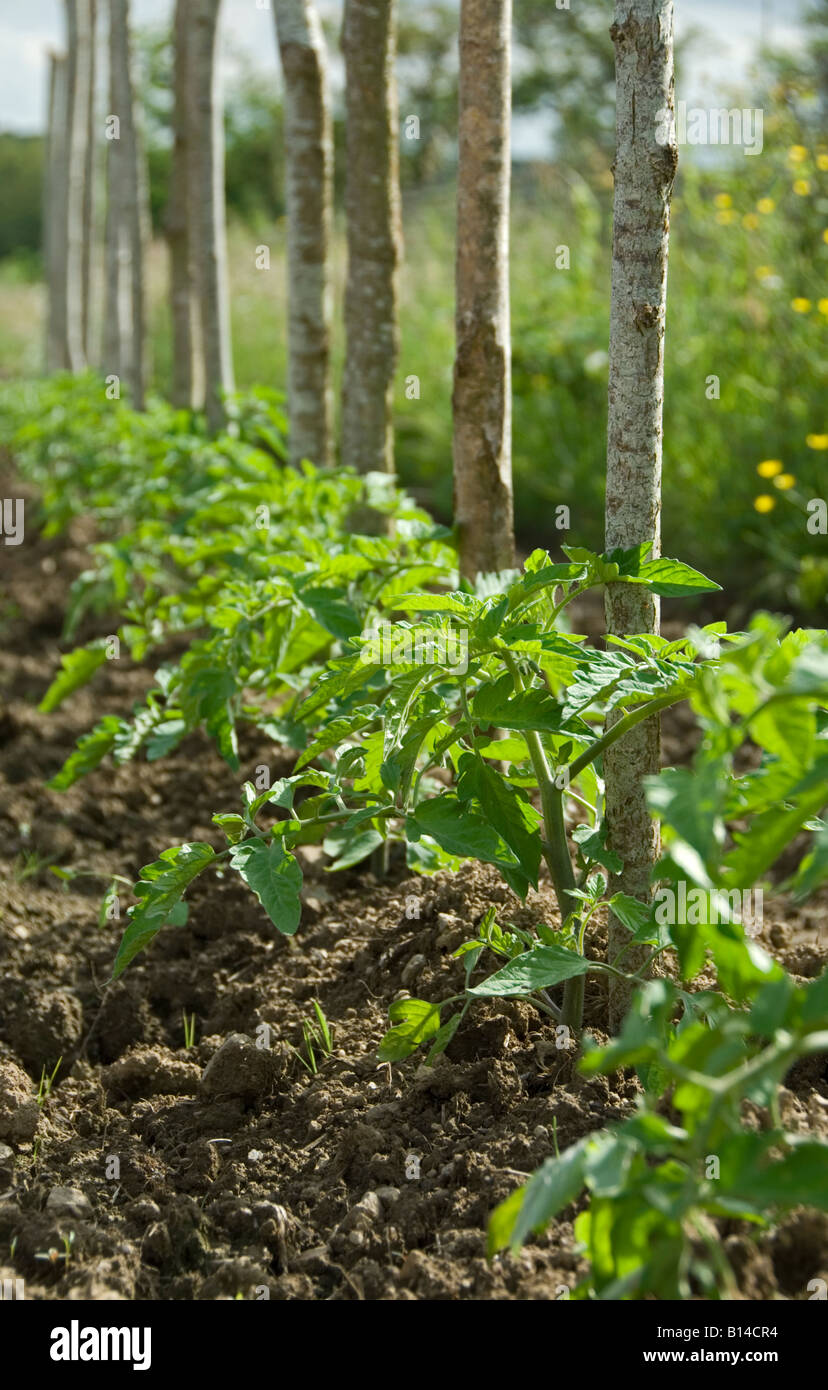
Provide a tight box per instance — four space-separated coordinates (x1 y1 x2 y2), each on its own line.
0 0 812 150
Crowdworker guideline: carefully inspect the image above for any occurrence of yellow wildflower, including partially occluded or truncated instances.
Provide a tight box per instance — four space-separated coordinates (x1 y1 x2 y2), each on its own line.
793 179 811 196
757 460 783 478
742 213 760 230
773 474 796 490
791 297 811 313
714 192 733 209
754 495 776 513
819 299 828 316
788 145 808 163
818 154 828 171
757 198 776 214
806 434 828 450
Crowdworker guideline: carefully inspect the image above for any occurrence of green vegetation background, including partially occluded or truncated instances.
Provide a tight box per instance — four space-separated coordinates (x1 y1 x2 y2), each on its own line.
0 0 825 613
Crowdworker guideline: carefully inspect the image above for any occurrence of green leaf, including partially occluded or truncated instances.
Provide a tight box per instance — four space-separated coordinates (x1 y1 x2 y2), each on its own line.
323 826 384 871
229 838 303 935
469 944 590 997
584 1136 636 1198
474 594 510 642
425 1011 465 1064
113 842 215 979
646 761 726 885
573 824 623 876
408 795 517 870
212 813 247 845
614 554 722 597
580 980 676 1075
786 820 828 902
751 699 816 766
802 970 828 1028
405 835 463 876
725 767 828 885
294 707 376 772
516 562 587 600
295 656 382 721
377 997 441 1062
178 658 239 769
724 1139 828 1211
487 1187 527 1257
708 927 783 1003
392 591 482 619
48 715 123 790
489 1139 591 1254
39 642 108 713
298 587 362 640
145 718 187 761
748 976 800 1036
472 675 587 735
457 753 542 888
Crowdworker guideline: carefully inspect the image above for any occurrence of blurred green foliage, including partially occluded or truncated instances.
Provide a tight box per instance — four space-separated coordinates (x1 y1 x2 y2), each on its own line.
0 2 825 614
0 134 45 263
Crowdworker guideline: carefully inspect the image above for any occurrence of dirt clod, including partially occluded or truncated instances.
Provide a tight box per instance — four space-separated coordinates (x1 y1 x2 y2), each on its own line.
46 1186 92 1219
199 1033 276 1106
0 1060 40 1144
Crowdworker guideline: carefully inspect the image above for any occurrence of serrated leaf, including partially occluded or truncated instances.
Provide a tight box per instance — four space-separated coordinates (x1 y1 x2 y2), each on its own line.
518 562 587 599
39 642 108 713
229 838 303 935
294 707 376 772
113 842 215 979
606 893 654 935
472 674 587 736
457 752 541 888
724 771 828 886
392 591 482 618
573 824 623 875
48 715 123 791
407 794 527 893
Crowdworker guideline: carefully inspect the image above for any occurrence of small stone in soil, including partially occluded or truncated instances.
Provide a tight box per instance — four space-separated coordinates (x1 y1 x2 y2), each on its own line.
46 1186 92 1219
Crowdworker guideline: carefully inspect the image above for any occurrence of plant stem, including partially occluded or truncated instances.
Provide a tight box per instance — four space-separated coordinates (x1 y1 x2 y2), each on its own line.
568 690 687 781
504 655 584 1032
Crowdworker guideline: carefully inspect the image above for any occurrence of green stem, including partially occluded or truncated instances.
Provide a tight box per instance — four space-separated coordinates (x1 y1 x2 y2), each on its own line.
568 690 688 781
504 655 584 1032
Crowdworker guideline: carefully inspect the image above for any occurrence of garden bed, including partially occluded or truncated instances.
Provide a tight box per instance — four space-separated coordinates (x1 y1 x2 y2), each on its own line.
1 492 826 1301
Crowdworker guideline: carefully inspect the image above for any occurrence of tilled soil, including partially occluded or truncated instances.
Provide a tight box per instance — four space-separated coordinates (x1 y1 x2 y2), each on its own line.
1 492 827 1301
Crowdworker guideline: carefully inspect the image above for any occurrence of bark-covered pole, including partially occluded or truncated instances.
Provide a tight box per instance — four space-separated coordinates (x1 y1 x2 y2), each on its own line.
273 0 334 468
452 0 514 581
341 0 402 475
603 0 677 1030
104 0 150 408
81 0 98 361
102 3 123 384
168 0 204 410
192 0 235 433
65 0 94 372
45 51 70 372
